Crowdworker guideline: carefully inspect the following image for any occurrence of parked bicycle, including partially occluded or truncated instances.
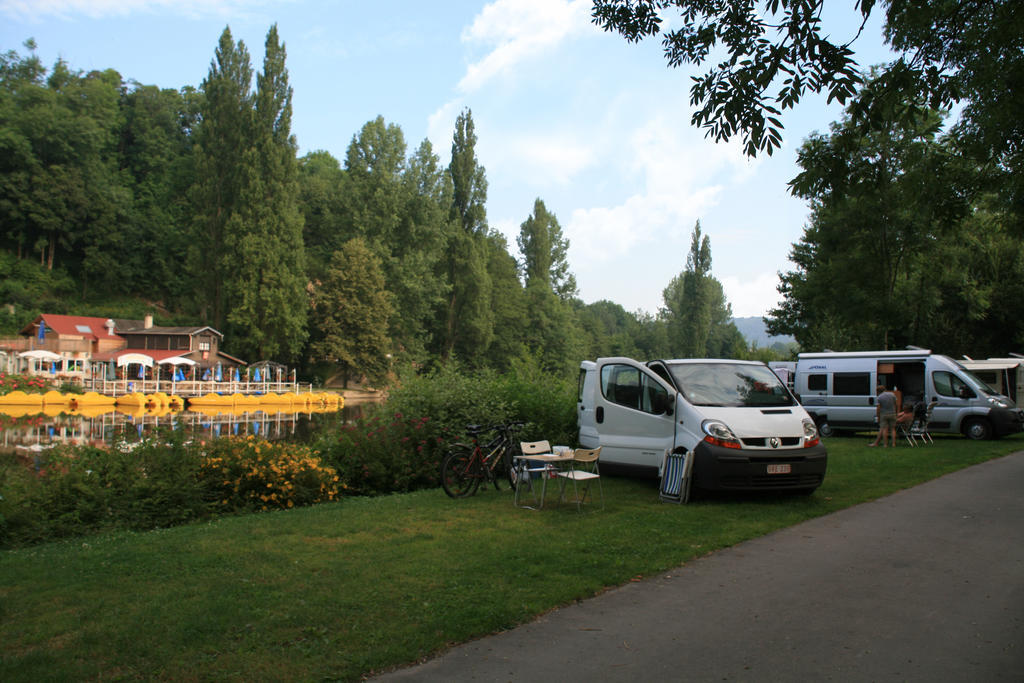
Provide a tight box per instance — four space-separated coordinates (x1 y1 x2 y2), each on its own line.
440 421 525 498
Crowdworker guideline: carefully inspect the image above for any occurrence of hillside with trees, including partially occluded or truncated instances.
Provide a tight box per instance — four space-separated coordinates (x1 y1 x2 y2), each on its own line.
0 27 757 384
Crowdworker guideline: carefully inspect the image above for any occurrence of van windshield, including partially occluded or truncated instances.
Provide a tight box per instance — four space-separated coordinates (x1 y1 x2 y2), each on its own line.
957 366 999 396
667 362 797 407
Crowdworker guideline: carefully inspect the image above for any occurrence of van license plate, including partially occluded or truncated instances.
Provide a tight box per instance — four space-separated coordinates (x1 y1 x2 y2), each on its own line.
767 464 791 474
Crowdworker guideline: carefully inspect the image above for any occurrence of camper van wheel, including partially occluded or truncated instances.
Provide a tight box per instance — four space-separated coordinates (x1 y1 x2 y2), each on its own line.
816 420 834 438
963 417 991 441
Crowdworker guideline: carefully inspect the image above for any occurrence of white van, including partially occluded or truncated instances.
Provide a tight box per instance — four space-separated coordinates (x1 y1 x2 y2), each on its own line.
794 350 1024 439
578 357 827 494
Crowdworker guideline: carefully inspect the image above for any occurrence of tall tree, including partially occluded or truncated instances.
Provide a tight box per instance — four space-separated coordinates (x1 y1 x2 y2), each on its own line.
395 138 451 360
311 238 393 387
442 109 493 361
113 83 195 303
189 26 253 329
223 24 308 361
767 97 977 351
517 199 579 371
517 198 577 300
298 149 345 280
481 231 528 370
663 221 712 357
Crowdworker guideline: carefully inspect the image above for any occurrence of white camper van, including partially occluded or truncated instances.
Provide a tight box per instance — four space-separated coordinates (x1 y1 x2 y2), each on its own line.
794 350 1024 439
578 357 827 494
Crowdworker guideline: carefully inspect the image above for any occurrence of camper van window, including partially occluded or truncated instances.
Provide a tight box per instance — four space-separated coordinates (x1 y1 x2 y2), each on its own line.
933 371 972 398
833 372 871 396
601 363 669 414
808 374 827 391
666 362 796 408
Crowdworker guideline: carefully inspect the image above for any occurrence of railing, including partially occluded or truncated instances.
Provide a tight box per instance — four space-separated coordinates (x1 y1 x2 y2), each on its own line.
81 378 312 397
0 337 92 354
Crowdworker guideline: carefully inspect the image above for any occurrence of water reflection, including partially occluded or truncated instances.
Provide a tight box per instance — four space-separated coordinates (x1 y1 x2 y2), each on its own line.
0 401 372 454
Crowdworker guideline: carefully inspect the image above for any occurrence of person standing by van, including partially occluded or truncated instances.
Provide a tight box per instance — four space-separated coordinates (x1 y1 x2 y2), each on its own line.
870 385 898 447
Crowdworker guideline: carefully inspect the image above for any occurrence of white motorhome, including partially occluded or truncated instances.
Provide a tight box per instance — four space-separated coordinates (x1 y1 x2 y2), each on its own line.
959 358 1024 407
578 357 827 494
794 350 1024 440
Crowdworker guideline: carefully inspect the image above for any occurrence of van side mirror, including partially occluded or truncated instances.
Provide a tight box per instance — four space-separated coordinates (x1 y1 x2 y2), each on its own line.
652 392 673 415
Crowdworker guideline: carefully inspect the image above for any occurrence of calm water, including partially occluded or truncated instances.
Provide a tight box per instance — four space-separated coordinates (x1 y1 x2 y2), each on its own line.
0 401 374 455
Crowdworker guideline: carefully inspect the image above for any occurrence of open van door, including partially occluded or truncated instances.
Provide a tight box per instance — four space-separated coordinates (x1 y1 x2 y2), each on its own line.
592 357 676 469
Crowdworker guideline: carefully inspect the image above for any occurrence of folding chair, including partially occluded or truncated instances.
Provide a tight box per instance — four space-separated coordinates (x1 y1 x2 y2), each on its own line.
909 401 935 444
896 413 918 446
660 450 694 503
557 447 603 511
514 440 554 509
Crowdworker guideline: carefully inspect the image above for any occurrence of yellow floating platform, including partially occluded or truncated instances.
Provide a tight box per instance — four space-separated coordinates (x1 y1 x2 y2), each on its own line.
188 393 235 407
42 390 70 405
67 404 117 418
0 390 43 406
115 392 148 406
0 404 39 418
70 392 117 407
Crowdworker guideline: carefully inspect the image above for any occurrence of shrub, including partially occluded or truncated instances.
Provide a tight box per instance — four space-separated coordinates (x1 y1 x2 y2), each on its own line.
197 436 339 513
0 373 51 395
314 411 446 496
0 432 341 548
385 357 577 446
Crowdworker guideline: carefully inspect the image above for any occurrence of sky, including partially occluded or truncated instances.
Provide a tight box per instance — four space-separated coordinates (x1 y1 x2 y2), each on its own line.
1 0 895 319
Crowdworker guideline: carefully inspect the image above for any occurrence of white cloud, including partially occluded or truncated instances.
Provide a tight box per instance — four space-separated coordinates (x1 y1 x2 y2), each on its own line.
426 100 464 165
720 272 783 318
565 113 752 266
458 0 591 92
0 0 284 21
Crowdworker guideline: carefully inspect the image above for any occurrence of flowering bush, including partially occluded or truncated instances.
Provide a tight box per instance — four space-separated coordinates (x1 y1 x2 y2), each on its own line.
197 436 339 513
0 373 51 395
0 432 340 548
314 411 447 496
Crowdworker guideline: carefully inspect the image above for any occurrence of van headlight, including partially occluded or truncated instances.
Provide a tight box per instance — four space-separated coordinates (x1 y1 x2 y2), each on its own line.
988 397 1012 409
802 418 820 447
701 420 741 449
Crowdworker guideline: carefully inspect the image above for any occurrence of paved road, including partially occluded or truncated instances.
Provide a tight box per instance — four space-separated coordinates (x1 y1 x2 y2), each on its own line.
377 452 1024 682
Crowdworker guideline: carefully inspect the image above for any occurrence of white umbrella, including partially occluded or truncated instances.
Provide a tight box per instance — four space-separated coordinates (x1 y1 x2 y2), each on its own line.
157 356 197 366
116 353 154 368
19 350 61 361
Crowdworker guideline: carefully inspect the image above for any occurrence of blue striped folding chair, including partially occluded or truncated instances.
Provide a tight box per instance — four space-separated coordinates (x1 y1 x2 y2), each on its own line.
660 450 693 503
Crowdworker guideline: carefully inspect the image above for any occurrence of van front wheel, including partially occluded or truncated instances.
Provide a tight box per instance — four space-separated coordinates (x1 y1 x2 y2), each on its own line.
816 420 834 438
963 418 992 440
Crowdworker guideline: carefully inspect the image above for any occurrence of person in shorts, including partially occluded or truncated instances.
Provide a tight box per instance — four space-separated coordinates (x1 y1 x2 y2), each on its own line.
870 384 898 447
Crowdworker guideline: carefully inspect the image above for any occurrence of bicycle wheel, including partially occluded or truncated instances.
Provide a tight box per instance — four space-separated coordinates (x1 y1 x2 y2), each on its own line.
503 444 523 491
440 445 481 498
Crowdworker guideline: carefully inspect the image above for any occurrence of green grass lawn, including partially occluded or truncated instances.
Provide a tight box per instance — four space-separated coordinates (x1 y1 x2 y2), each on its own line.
2 433 1021 681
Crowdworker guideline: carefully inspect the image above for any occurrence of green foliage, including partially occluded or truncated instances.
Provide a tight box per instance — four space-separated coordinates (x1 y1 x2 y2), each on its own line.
767 89 1024 356
661 221 744 358
442 109 494 361
592 0 865 156
0 430 341 548
0 373 51 395
385 357 578 447
310 238 393 386
198 435 338 512
314 411 444 496
221 26 309 362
